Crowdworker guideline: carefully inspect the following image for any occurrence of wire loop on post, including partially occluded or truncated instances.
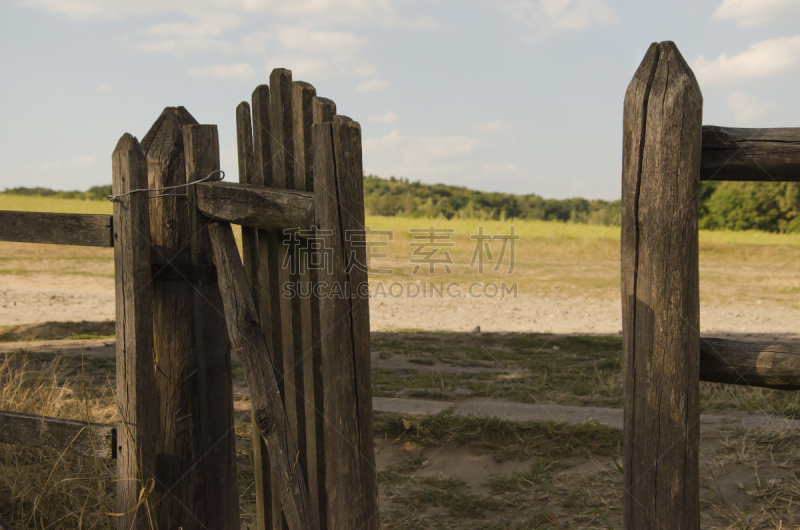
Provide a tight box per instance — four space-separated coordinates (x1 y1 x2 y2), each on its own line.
108 170 225 202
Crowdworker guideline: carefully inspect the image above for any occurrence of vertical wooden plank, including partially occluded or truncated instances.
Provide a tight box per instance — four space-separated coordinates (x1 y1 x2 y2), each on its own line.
292 81 326 528
113 133 158 530
293 82 316 192
303 94 336 530
622 41 702 529
270 67 303 530
184 124 239 529
250 86 278 530
140 107 205 529
313 121 379 530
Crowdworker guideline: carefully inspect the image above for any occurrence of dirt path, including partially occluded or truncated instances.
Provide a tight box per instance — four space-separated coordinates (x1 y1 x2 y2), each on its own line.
2 272 800 339
373 396 800 431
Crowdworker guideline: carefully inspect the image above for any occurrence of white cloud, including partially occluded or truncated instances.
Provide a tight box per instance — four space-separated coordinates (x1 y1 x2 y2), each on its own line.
188 63 255 81
21 0 428 84
694 36 800 85
240 31 272 53
24 155 97 172
726 92 776 123
245 0 436 29
264 56 330 79
357 79 391 93
498 0 617 41
120 10 243 54
407 14 438 31
96 83 113 93
363 130 482 181
22 0 437 29
276 27 367 55
369 111 397 123
713 0 800 27
474 120 514 132
241 26 373 80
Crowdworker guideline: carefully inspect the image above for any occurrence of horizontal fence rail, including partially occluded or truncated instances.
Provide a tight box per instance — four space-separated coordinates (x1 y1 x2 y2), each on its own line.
700 338 800 390
195 181 314 232
0 211 113 247
0 410 116 459
702 126 800 182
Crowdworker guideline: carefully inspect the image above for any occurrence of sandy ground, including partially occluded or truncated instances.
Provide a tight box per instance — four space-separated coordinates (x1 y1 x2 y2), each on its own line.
2 272 799 340
0 274 114 325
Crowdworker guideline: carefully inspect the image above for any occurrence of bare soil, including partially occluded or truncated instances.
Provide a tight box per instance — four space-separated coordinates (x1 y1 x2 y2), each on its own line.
2 272 800 341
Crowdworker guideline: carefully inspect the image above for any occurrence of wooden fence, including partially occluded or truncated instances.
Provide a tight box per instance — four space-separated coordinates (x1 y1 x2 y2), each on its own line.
622 41 800 529
0 67 378 530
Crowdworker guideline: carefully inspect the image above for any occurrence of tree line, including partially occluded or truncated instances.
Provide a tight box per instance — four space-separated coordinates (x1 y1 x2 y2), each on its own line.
4 177 799 233
3 185 112 201
364 176 800 233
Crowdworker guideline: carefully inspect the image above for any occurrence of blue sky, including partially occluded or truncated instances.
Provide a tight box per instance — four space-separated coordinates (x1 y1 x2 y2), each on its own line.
1 0 799 199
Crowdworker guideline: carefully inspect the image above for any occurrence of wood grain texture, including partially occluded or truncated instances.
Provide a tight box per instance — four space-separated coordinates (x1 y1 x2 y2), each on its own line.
702 126 800 181
700 338 800 390
112 133 158 529
0 410 115 459
252 82 283 530
184 124 239 529
209 221 319 530
0 211 113 247
621 41 702 530
236 101 274 530
293 82 316 193
313 121 379 530
271 67 304 530
195 181 314 231
292 79 327 528
312 98 336 126
252 85 273 188
141 107 206 529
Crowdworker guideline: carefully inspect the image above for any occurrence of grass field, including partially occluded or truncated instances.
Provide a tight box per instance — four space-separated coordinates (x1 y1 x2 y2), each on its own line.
2 194 800 307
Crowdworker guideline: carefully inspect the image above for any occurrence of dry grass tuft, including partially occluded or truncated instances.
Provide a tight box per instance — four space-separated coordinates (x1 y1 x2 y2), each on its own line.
0 352 116 529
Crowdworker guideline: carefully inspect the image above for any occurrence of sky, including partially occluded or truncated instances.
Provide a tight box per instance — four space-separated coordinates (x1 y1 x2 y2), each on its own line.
1 0 799 200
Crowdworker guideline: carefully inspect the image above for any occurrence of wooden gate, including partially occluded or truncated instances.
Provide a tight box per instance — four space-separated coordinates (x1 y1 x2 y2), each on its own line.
0 68 378 530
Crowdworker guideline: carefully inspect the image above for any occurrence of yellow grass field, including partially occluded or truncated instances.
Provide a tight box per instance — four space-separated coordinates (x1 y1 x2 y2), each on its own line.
1 194 800 309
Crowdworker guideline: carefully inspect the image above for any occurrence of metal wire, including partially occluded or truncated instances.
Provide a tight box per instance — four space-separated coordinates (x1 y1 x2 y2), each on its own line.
108 170 225 202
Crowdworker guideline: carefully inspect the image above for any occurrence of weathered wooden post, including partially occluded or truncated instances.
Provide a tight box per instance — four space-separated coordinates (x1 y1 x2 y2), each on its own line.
313 119 379 529
112 134 158 529
184 123 240 528
136 108 238 528
621 41 703 529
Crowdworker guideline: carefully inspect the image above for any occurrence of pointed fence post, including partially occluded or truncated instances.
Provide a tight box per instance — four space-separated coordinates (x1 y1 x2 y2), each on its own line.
112 133 158 529
621 41 703 529
135 107 238 529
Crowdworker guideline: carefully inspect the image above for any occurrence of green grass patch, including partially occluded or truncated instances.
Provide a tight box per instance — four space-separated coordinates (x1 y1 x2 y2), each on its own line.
374 411 622 461
372 332 800 418
0 321 115 342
